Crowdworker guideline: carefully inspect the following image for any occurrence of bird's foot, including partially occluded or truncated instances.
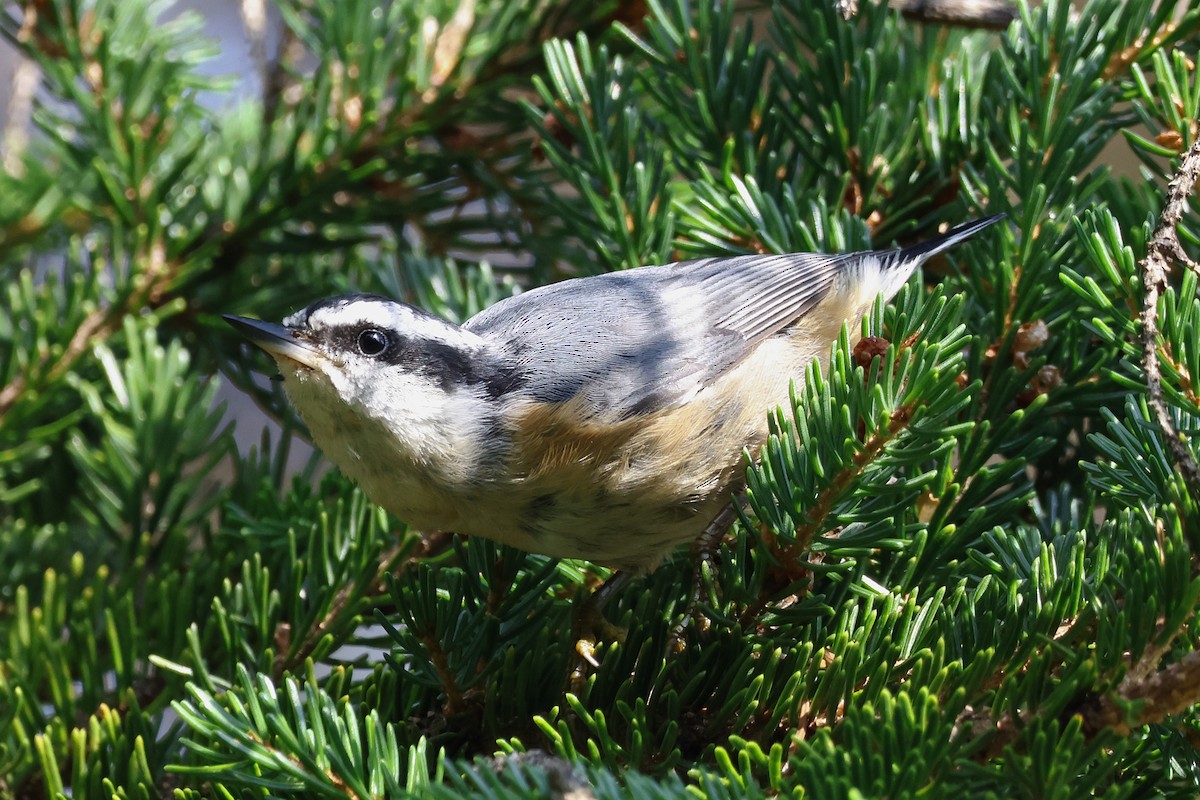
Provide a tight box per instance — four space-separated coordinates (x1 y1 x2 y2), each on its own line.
568 571 630 684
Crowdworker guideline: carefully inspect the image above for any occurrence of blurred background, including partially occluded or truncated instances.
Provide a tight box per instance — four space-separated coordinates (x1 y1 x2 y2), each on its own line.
2 1 296 467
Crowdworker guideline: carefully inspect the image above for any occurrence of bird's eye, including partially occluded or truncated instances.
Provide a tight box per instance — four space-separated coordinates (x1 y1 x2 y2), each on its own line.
357 329 390 356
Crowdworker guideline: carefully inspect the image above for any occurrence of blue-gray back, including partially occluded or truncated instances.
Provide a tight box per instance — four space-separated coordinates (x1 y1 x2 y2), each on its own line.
463 252 848 419
462 214 1004 420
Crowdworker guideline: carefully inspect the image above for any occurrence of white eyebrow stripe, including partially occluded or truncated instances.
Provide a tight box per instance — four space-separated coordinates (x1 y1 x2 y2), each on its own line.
290 296 484 351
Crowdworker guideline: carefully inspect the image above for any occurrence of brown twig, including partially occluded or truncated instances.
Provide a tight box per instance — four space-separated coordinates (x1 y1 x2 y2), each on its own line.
1081 650 1200 737
238 0 270 100
791 402 917 551
1103 17 1182 81
243 728 364 799
891 0 1017 29
274 538 412 678
1139 136 1200 503
261 23 302 124
962 618 1200 756
839 0 1017 29
422 630 467 715
1 52 38 176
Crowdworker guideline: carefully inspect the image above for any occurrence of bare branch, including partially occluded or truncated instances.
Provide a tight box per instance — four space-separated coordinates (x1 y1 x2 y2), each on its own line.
262 12 301 122
840 0 1018 29
1139 137 1200 503
892 0 1017 29
239 0 269 95
1 53 37 176
1082 650 1200 737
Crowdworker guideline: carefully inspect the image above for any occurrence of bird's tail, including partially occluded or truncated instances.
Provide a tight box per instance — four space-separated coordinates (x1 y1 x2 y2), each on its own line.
874 213 1006 300
897 214 1007 262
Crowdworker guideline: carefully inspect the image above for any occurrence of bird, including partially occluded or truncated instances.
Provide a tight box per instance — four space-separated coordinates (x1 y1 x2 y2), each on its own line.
225 215 1002 576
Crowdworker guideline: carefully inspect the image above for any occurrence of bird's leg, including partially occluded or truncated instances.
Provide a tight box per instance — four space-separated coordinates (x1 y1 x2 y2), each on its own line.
571 497 743 676
571 569 631 672
669 497 743 651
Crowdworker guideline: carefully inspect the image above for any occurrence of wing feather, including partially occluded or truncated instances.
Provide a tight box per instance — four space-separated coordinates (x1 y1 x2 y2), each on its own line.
666 251 842 344
464 251 841 420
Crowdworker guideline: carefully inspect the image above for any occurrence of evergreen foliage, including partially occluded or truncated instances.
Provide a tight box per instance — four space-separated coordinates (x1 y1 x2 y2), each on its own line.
2 0 1200 795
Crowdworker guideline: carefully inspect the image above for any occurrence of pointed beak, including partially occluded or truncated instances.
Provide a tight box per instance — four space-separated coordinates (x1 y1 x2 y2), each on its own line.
223 315 323 370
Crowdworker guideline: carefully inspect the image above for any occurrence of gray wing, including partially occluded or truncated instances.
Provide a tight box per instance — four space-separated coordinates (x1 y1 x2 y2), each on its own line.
464 252 845 420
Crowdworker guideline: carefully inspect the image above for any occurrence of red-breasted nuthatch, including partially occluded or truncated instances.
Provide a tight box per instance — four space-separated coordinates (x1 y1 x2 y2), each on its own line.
226 216 1002 572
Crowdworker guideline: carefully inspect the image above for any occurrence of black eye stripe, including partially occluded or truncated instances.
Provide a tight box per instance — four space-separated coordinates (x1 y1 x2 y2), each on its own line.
318 321 525 398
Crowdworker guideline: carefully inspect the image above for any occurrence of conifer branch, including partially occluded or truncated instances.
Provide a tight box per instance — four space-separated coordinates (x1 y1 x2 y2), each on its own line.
791 400 917 552
423 631 468 715
1138 136 1200 502
1081 650 1200 737
7 0 1200 794
0 239 174 421
274 540 408 678
963 614 1200 755
1103 15 1187 80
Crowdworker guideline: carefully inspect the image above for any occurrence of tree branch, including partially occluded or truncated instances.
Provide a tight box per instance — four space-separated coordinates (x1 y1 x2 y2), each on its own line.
274 539 409 678
1081 650 1200 737
1139 136 1200 503
891 0 1017 28
838 0 1017 29
1 52 37 176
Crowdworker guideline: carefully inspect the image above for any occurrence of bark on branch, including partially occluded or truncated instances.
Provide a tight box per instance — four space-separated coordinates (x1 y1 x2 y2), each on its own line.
1139 137 1200 503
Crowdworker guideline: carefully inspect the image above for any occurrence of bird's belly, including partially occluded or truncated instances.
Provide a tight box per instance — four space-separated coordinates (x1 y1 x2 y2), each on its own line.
470 472 731 571
335 391 760 570
352 459 729 571
464 358 802 569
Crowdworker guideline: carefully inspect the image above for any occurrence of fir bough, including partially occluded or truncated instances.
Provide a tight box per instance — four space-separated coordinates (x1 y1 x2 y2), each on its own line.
2 0 1200 796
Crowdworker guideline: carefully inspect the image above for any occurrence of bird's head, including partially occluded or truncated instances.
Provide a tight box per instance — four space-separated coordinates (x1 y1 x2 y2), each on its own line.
224 293 506 435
